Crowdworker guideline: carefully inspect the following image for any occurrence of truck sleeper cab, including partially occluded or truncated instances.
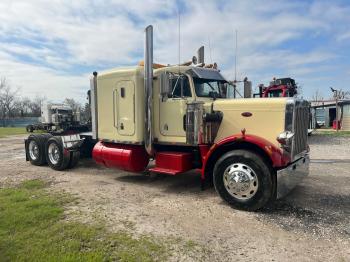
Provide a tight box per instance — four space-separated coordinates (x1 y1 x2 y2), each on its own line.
24 25 309 211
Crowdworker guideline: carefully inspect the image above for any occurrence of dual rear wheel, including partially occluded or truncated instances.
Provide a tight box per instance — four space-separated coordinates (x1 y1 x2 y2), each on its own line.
26 134 80 171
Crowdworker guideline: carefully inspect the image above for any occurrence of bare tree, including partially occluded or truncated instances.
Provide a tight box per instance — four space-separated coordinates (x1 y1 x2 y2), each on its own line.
3 87 19 117
0 77 20 125
12 100 24 117
329 88 350 100
338 90 350 99
311 89 324 105
20 97 33 116
81 102 91 123
0 78 5 121
0 77 7 108
29 96 46 116
296 82 302 97
63 98 81 113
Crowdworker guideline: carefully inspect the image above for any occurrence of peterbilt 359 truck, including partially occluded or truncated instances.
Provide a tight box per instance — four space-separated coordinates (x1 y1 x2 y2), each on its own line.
24 25 309 211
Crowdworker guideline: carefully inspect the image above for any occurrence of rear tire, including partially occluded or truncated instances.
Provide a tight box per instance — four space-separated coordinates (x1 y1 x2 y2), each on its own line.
46 136 71 171
26 134 46 165
213 149 274 211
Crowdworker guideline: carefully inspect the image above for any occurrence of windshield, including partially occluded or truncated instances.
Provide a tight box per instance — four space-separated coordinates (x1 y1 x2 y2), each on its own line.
51 109 72 114
193 78 229 98
267 90 283 97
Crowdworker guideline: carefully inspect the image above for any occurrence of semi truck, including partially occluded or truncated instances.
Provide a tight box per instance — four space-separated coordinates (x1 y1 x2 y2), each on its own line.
24 25 309 211
26 103 90 134
254 77 298 98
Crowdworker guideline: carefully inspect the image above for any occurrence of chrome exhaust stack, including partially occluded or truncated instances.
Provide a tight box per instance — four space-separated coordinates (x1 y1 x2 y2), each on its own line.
144 25 154 156
90 71 98 140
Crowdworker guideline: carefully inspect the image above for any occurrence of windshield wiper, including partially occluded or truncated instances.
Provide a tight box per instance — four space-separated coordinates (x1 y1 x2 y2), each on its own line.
207 82 216 91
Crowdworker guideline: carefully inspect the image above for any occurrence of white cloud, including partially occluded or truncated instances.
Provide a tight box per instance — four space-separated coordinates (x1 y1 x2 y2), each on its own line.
0 52 87 103
337 32 350 42
0 0 348 100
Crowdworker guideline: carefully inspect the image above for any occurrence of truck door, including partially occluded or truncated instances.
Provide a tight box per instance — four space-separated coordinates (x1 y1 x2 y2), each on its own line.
159 74 192 137
114 80 135 136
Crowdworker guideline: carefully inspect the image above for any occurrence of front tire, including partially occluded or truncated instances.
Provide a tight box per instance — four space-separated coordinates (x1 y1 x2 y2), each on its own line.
213 149 274 211
46 136 71 171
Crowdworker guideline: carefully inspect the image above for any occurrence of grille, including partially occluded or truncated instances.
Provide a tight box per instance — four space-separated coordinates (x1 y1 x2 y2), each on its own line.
292 101 309 160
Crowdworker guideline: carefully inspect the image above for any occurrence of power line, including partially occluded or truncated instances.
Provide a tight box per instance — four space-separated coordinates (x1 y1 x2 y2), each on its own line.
208 36 213 64
178 7 181 74
234 30 238 81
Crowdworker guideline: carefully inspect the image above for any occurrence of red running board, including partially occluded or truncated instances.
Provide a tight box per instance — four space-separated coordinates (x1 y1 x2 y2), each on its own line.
149 151 193 175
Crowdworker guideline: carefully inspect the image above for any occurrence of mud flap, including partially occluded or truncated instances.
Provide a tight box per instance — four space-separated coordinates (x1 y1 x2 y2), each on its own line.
24 139 29 161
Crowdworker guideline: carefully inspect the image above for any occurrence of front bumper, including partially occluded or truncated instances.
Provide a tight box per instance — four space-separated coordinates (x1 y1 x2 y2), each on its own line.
276 154 310 199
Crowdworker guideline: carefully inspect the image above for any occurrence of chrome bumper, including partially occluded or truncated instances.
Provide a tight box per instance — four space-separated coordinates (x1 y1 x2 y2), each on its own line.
276 154 310 199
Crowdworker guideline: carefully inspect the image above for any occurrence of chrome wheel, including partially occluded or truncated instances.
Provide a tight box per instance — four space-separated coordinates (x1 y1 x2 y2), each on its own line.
223 163 259 200
28 140 39 160
48 142 60 165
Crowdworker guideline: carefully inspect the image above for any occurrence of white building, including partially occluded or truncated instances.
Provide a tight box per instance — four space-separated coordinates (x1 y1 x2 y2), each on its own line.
310 100 350 130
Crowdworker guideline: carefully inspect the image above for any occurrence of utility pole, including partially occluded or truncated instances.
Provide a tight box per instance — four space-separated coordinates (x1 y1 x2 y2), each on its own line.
330 87 339 132
234 30 238 82
335 91 339 132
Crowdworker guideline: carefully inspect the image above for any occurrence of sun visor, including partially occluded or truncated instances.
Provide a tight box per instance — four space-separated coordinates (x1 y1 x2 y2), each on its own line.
189 68 226 81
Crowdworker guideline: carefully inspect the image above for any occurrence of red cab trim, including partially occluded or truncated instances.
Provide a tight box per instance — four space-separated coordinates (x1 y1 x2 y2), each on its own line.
200 134 289 178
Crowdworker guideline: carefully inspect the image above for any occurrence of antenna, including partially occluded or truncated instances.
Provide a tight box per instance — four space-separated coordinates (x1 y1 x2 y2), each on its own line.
208 36 213 64
234 30 238 81
178 6 181 74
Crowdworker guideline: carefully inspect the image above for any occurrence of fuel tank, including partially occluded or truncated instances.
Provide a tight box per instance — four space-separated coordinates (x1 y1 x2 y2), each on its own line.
92 141 149 172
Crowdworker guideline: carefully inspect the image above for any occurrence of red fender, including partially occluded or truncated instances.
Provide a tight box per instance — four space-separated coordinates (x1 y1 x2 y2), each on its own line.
200 134 289 179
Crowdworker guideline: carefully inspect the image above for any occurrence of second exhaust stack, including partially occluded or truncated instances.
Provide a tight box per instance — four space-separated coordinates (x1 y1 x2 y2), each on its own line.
197 46 204 64
144 25 154 156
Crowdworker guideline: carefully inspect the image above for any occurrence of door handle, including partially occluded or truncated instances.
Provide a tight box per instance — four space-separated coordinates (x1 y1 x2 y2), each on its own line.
183 114 186 131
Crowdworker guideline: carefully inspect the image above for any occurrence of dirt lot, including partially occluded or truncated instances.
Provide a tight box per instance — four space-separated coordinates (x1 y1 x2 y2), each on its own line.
0 134 349 261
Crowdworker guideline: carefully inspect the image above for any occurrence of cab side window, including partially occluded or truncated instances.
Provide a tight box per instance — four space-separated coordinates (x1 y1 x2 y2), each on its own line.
169 74 191 98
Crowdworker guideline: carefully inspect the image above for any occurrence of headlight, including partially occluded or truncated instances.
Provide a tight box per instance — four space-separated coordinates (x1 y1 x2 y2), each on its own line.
279 99 295 153
277 131 294 148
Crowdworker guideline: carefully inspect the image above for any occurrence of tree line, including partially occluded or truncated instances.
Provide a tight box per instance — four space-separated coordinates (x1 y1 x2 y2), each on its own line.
0 77 90 124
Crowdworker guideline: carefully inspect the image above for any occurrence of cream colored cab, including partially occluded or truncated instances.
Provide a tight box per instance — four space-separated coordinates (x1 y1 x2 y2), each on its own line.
96 65 288 149
96 66 144 143
153 66 286 148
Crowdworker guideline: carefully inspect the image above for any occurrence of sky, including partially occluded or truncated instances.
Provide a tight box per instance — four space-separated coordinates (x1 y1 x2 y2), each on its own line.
0 0 350 103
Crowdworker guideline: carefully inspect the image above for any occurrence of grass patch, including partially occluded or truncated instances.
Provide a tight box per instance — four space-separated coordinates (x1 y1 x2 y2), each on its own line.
0 127 28 138
313 130 350 136
0 180 170 261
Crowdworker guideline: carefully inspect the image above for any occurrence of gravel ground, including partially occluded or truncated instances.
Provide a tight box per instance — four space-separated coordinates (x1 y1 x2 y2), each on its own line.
0 134 349 261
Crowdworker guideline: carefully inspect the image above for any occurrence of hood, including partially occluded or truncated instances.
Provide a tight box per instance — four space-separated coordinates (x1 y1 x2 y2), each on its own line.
211 98 288 147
